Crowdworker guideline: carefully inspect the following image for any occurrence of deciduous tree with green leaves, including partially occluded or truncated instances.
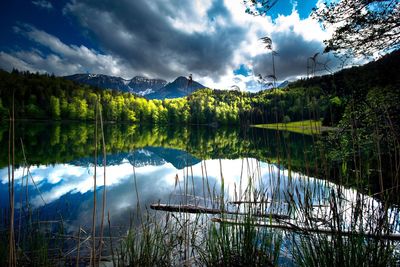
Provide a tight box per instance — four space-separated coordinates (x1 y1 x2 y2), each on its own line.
313 0 400 56
244 0 399 56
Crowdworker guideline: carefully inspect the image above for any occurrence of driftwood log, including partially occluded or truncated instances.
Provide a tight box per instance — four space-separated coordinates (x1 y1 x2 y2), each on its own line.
211 218 400 241
150 203 290 220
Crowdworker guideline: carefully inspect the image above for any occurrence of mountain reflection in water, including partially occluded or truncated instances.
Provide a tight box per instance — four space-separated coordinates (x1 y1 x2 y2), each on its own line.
0 149 303 231
1 122 397 249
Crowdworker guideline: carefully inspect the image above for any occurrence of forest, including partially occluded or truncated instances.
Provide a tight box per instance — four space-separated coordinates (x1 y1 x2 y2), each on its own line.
0 50 399 129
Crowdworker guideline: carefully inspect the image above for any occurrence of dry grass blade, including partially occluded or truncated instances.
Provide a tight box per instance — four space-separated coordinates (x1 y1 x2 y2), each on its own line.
91 102 98 267
98 102 107 260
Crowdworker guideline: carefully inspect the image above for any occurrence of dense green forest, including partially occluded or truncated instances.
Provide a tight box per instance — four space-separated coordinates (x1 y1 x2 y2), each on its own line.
0 50 399 128
0 69 326 125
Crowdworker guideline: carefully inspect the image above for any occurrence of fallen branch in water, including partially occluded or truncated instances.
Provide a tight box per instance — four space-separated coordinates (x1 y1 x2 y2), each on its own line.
211 218 400 241
229 200 329 208
150 203 290 220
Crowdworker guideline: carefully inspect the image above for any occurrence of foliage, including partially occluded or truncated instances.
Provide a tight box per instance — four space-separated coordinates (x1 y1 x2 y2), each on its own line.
121 214 178 266
322 85 400 196
0 70 192 124
243 0 280 16
0 122 318 177
201 216 282 266
312 0 400 55
0 70 335 126
293 190 399 267
291 50 400 94
243 0 399 56
1 50 399 130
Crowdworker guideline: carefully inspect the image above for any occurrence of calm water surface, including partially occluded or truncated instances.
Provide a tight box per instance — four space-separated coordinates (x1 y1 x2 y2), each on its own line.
1 122 397 255
0 122 312 227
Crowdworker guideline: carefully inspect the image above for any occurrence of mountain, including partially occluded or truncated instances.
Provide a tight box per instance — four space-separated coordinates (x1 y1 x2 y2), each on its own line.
64 73 167 96
70 146 201 170
277 80 290 88
64 74 205 99
146 76 205 99
128 76 168 96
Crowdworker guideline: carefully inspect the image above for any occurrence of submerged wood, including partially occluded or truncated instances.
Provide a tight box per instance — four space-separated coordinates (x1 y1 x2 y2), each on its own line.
150 203 290 219
211 218 400 241
229 200 279 204
229 200 329 208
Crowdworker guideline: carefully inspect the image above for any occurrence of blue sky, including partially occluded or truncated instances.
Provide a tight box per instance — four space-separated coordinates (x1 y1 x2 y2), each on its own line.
0 0 339 91
251 0 319 20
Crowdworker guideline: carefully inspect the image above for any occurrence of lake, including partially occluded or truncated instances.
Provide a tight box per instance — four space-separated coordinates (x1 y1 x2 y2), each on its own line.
1 122 399 265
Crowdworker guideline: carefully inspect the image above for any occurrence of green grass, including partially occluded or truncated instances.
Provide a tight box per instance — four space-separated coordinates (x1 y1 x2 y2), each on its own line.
201 215 282 266
252 120 323 135
294 233 398 267
121 215 177 266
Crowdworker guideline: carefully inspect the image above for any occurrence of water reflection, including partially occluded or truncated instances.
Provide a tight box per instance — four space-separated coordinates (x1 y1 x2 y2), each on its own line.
3 151 395 236
1 122 397 239
0 122 316 173
0 155 262 227
0 149 305 228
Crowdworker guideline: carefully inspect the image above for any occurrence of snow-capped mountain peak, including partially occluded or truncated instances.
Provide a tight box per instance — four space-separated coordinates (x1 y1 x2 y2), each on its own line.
64 73 205 99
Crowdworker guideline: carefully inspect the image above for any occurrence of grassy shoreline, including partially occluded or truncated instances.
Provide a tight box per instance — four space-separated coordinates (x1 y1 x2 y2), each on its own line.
251 120 336 135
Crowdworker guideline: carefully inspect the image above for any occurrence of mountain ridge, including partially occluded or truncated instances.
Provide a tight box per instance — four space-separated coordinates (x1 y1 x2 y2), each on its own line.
64 73 206 99
146 76 205 99
64 73 168 96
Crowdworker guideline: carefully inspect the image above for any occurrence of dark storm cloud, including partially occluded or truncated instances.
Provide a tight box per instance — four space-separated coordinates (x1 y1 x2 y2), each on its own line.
65 0 247 80
252 30 340 81
0 0 347 89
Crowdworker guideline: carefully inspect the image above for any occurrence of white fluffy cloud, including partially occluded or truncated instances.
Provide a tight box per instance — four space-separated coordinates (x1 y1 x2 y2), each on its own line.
1 24 133 77
32 0 53 10
194 3 335 90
